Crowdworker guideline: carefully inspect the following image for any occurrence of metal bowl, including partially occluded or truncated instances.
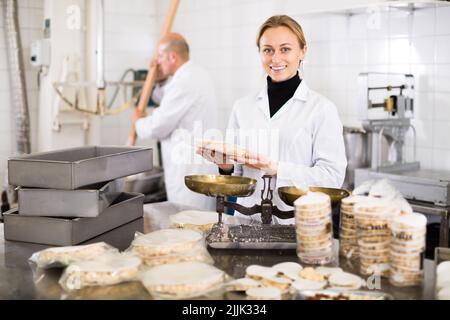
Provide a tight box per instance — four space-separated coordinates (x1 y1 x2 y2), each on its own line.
278 186 350 207
184 175 257 197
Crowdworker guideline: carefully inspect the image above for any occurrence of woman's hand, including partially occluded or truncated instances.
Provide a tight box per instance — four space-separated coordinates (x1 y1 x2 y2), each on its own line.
196 147 234 172
231 151 278 175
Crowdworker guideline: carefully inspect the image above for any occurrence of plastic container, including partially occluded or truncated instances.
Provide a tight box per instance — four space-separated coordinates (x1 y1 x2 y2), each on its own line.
295 192 333 265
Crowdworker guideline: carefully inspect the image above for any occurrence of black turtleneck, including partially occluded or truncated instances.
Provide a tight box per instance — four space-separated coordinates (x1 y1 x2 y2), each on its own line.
267 72 301 118
218 73 302 176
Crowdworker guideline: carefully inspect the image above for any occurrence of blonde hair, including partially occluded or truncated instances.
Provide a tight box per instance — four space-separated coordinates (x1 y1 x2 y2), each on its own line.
256 15 307 50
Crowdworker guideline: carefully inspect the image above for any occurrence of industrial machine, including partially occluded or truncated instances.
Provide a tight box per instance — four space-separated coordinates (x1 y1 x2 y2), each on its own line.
358 72 417 172
354 72 450 249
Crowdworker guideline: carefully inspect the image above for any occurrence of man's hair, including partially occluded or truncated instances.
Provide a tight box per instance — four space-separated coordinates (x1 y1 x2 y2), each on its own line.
164 38 190 60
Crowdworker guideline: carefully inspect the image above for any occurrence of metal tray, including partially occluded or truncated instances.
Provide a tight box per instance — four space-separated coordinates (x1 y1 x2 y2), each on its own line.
18 179 124 218
294 289 393 300
8 146 152 189
125 166 164 194
3 192 144 246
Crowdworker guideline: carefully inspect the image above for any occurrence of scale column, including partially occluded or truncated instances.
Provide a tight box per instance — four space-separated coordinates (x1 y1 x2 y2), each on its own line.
216 195 225 224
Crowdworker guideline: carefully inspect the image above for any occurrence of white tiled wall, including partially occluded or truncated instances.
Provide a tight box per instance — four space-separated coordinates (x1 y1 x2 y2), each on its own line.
299 5 450 171
0 0 43 189
0 0 160 189
151 1 450 172
100 0 158 148
1 1 450 191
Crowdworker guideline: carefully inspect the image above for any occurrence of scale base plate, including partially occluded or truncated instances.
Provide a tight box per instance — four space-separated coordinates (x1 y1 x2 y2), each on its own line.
206 223 297 249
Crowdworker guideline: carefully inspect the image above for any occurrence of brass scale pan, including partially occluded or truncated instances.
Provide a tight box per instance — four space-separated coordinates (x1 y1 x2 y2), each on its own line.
278 186 350 206
185 175 349 206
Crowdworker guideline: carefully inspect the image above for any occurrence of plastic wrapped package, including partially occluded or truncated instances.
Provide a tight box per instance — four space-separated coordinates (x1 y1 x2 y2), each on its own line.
195 139 248 160
368 179 401 200
142 244 214 267
352 180 375 196
139 261 227 299
128 229 204 258
59 252 142 291
128 229 213 267
391 196 413 215
169 210 220 233
29 242 117 269
353 179 402 200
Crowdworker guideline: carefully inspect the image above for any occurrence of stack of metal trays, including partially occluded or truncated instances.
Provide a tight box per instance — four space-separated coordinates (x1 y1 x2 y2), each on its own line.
17 179 124 218
124 166 167 204
4 146 152 245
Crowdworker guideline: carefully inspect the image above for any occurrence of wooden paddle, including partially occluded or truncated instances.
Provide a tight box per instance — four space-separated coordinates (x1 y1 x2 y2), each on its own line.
128 0 180 146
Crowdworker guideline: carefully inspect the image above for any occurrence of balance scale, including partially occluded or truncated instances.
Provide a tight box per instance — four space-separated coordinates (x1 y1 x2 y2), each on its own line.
185 175 349 249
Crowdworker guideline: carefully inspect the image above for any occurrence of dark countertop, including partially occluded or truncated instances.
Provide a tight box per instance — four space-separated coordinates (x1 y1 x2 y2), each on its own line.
0 201 438 300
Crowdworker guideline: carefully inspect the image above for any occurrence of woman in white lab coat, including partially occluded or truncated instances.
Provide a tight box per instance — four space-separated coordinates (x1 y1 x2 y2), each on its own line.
199 15 347 224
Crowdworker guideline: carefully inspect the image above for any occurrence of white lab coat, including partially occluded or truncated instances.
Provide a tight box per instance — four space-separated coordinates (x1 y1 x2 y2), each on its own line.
227 80 347 224
136 61 218 210
151 77 170 106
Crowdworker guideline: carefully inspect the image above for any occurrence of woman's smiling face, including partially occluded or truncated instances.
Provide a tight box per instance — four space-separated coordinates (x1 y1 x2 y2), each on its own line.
259 26 307 82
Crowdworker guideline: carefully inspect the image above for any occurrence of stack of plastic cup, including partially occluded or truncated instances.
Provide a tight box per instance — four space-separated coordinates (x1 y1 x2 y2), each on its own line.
389 212 426 287
294 191 333 265
339 195 368 259
354 198 393 277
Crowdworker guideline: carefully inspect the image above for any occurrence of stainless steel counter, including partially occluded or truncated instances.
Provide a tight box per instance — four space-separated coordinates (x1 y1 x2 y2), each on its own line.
0 201 438 300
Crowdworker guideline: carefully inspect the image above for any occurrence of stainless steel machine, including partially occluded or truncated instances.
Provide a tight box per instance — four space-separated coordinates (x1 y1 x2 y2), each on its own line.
357 72 417 172
354 72 450 248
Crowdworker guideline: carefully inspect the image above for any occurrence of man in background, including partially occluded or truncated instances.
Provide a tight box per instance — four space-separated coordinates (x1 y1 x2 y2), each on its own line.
132 33 218 210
